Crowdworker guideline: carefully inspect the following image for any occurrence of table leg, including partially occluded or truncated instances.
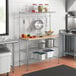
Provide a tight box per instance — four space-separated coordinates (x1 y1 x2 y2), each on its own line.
7 73 9 76
12 43 15 72
26 40 29 71
19 40 21 67
53 39 55 47
54 37 59 64
58 37 60 64
58 47 60 64
74 37 76 61
74 53 76 61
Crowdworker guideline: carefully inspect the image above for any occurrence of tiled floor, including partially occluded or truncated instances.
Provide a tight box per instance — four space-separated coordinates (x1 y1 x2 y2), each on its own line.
0 56 76 76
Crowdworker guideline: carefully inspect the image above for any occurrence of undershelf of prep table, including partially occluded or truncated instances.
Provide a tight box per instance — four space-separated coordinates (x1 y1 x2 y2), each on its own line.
64 51 76 56
19 56 59 65
19 47 59 65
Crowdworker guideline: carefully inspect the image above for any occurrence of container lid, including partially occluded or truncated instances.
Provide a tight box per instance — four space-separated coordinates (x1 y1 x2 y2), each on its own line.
33 51 40 54
39 4 43 5
38 52 45 55
0 47 11 56
0 47 10 53
45 4 48 5
33 4 37 5
43 49 54 52
33 51 45 55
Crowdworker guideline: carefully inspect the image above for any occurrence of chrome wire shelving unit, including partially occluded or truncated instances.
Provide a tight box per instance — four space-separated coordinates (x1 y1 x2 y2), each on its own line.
18 11 59 70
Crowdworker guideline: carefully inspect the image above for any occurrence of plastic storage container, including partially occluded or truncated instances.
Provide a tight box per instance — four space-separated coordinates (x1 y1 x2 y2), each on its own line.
44 4 49 12
33 51 46 60
0 47 11 74
38 4 43 12
43 49 54 58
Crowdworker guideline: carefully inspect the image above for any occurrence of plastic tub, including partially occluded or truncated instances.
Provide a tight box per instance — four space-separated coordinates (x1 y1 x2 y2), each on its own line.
33 51 46 60
0 47 11 74
43 49 54 58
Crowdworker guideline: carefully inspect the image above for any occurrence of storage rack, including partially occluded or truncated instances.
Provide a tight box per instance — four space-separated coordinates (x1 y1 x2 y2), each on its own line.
18 11 59 70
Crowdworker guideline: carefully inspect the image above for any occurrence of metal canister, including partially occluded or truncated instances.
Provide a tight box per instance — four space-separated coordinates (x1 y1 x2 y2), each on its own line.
45 39 54 48
38 40 46 49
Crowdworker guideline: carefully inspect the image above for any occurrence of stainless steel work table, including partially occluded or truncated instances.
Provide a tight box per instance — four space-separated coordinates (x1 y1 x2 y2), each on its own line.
0 39 19 72
21 35 59 71
60 30 76 60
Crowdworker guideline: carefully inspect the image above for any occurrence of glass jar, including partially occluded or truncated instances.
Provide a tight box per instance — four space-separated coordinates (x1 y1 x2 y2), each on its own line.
44 4 49 12
32 4 38 13
38 4 43 13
